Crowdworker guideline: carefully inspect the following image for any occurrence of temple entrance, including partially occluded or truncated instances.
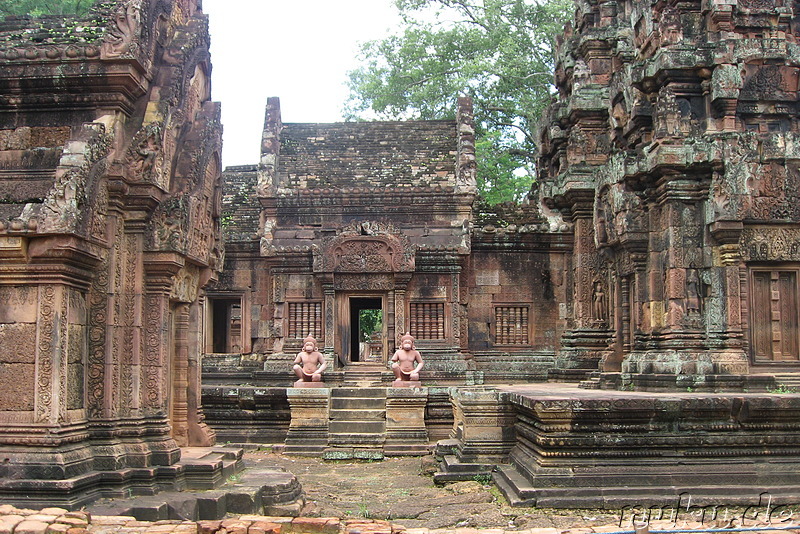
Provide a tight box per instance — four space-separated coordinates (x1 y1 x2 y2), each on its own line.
347 296 385 364
208 297 242 353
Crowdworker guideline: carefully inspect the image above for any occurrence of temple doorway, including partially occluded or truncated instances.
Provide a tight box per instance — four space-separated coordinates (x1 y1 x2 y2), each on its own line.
348 296 384 363
208 297 242 353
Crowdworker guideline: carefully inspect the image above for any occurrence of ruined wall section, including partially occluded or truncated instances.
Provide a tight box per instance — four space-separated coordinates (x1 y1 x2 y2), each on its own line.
538 0 800 381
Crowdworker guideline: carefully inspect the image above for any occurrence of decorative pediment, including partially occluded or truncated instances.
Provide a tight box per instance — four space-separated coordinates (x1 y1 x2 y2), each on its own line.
314 222 415 274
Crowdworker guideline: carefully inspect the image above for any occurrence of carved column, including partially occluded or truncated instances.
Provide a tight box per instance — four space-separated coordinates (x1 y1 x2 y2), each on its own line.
392 288 404 344
171 303 190 446
188 298 215 446
708 222 748 373
142 252 181 465
323 284 335 357
34 284 70 426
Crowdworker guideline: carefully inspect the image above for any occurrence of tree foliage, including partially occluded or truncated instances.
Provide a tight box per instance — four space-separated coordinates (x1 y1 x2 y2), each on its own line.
0 0 91 18
345 0 573 203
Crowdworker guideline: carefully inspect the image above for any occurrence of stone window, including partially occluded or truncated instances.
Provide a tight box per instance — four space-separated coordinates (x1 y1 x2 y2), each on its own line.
287 301 323 340
494 306 530 345
410 302 445 340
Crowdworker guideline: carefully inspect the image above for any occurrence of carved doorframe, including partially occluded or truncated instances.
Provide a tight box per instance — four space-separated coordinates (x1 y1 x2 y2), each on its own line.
334 291 388 365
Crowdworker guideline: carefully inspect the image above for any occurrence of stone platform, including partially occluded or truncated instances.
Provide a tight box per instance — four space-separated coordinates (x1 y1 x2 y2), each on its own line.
435 384 800 508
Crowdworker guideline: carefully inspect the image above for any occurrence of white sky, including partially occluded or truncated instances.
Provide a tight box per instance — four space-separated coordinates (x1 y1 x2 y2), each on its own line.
202 0 402 168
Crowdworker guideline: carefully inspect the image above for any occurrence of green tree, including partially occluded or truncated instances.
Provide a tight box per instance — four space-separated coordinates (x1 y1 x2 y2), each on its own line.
345 0 573 204
0 0 91 18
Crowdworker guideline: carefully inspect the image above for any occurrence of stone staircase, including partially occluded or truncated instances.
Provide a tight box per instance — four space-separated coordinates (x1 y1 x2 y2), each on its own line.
324 387 387 460
341 363 386 387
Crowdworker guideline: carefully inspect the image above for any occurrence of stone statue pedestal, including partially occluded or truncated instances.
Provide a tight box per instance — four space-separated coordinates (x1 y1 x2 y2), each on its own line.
385 387 429 455
294 380 327 388
392 380 421 388
284 388 329 454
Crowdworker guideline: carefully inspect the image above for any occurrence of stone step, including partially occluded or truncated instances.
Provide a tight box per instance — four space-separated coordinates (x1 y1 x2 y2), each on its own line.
432 455 496 483
493 465 537 507
85 466 303 521
331 396 386 410
328 433 386 446
330 388 387 398
329 408 385 421
328 420 386 434
578 377 602 389
773 374 800 388
323 447 384 460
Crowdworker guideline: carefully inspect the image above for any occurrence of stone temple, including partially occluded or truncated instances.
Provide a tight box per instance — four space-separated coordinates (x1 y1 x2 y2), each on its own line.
2 0 800 514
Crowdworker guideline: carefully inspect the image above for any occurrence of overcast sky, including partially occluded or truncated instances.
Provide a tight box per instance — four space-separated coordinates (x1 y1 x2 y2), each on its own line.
202 0 402 168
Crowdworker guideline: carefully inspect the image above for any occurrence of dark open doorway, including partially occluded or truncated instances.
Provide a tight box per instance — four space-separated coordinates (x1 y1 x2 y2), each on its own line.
349 297 383 363
211 298 241 353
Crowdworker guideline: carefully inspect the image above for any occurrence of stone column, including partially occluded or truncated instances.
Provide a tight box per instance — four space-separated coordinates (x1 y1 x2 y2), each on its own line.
188 298 215 446
708 222 748 373
171 303 190 446
142 252 181 465
384 387 428 455
392 288 404 344
323 285 335 356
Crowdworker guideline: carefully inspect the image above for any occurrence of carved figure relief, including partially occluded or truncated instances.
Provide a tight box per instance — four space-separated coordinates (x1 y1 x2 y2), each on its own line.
102 0 142 59
149 196 188 251
685 268 702 316
592 278 608 326
171 265 200 303
39 125 112 234
126 123 163 182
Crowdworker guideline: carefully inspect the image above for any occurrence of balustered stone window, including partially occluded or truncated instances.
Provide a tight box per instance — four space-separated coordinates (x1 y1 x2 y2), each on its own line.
494 305 530 345
409 302 445 340
287 301 323 340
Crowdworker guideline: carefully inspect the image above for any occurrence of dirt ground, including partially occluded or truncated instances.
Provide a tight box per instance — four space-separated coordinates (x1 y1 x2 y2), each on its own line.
247 452 620 530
